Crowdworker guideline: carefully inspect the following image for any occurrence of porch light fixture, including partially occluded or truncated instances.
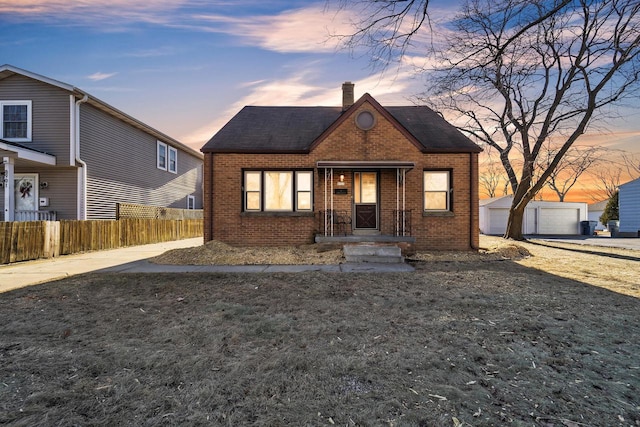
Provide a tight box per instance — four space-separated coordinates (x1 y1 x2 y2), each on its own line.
40 182 48 189
337 173 345 186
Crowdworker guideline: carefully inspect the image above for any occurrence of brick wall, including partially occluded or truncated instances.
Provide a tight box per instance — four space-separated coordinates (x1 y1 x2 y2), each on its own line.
205 102 479 250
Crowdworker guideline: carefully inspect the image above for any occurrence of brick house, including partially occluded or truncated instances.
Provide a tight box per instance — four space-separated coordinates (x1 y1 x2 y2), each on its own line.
201 83 482 251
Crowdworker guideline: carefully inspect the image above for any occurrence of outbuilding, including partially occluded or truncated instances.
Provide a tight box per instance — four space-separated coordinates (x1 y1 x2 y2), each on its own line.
618 177 640 237
587 199 608 231
479 196 588 235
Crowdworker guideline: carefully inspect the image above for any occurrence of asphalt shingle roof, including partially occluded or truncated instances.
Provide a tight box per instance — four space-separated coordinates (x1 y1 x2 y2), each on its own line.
201 99 481 154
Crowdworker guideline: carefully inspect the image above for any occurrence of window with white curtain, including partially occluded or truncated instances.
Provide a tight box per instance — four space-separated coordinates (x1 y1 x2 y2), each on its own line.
424 170 451 211
244 170 313 212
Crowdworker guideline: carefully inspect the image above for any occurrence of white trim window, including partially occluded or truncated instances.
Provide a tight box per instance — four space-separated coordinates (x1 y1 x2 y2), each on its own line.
157 141 177 173
1 100 32 142
424 170 451 211
244 170 313 212
168 146 177 174
187 195 195 210
157 141 167 170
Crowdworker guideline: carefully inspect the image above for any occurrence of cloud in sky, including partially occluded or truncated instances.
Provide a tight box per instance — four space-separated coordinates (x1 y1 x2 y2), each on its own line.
87 72 117 81
181 63 420 148
192 5 349 53
0 0 185 20
0 0 358 54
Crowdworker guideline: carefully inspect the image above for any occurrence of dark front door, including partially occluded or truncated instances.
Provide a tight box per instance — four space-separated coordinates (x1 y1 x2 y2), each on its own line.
354 172 378 229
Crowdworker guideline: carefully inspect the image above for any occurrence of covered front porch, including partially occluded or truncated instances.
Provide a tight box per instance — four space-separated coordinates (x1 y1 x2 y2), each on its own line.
315 160 416 248
1 139 57 221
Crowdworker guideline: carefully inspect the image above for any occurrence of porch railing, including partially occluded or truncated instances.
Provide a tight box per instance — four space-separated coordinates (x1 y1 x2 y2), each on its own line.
318 209 352 236
14 210 57 221
394 209 412 237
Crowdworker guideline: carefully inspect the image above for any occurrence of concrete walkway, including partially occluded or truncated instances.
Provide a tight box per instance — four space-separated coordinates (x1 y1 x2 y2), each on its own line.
527 235 640 251
0 238 413 293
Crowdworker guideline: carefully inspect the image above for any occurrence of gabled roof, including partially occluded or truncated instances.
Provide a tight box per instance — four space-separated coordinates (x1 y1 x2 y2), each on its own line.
479 196 511 207
201 93 482 154
0 64 202 160
588 199 609 210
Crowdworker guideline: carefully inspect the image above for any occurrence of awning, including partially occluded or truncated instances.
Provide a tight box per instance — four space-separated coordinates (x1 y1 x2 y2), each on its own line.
317 160 414 169
0 140 56 165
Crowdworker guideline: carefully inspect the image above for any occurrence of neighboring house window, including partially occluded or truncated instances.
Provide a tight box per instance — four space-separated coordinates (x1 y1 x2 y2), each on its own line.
1 100 32 142
424 170 451 211
157 141 167 170
243 170 313 212
168 146 177 173
187 195 195 210
157 141 177 173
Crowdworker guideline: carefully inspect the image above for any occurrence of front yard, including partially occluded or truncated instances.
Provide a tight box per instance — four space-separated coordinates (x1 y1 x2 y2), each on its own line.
0 238 638 426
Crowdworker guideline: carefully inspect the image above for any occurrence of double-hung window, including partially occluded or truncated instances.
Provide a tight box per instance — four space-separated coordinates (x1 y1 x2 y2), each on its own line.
1 100 32 142
424 170 451 212
244 170 313 212
157 141 177 173
157 141 167 170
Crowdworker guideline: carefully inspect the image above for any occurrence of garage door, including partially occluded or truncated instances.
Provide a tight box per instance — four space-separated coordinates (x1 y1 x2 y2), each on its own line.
538 208 580 234
489 208 510 235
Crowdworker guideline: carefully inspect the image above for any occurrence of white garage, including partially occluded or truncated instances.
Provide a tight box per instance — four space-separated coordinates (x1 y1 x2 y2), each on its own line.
538 208 581 234
480 196 587 235
488 208 510 235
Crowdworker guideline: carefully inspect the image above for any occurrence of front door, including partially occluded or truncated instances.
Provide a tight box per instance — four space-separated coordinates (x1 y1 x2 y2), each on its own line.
354 171 377 229
14 174 38 212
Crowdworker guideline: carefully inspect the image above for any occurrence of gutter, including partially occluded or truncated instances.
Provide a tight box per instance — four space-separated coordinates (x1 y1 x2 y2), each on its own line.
74 94 89 220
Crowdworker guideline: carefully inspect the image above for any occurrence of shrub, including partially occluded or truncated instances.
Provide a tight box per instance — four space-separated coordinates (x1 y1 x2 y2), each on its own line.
600 191 619 224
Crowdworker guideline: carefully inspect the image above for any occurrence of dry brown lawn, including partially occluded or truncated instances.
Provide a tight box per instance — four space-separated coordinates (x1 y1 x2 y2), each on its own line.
1 236 639 426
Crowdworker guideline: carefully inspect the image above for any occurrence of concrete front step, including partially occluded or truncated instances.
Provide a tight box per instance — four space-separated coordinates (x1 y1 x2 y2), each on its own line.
343 243 405 264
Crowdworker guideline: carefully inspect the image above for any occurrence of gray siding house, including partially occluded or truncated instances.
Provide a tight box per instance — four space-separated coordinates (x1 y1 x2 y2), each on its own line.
0 65 203 221
618 177 640 237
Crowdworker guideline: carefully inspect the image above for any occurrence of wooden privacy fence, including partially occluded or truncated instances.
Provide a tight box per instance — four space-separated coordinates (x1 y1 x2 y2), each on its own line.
59 219 203 254
0 221 60 264
0 219 203 264
116 203 203 220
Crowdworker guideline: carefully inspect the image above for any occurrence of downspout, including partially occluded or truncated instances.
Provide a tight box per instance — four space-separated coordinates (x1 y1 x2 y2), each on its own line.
470 152 478 250
75 94 89 220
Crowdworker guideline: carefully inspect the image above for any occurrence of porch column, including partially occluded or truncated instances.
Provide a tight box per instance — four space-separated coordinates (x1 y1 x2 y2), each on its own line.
395 167 408 236
2 157 14 221
323 168 335 236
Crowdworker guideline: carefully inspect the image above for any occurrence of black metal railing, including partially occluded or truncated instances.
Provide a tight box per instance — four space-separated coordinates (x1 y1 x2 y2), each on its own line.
318 209 352 236
393 209 412 236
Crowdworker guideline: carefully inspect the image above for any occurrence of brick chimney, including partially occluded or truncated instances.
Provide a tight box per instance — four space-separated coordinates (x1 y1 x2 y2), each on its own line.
342 81 355 111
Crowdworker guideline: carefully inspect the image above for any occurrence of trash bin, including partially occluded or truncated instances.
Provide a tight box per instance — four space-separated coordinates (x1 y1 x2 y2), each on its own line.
580 221 589 235
608 220 619 237
580 220 597 235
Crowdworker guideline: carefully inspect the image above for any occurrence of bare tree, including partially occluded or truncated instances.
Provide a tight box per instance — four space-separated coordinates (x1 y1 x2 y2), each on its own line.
333 0 572 68
589 149 640 200
479 150 508 198
337 0 640 240
426 0 640 239
591 164 625 200
540 146 601 201
621 151 640 178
